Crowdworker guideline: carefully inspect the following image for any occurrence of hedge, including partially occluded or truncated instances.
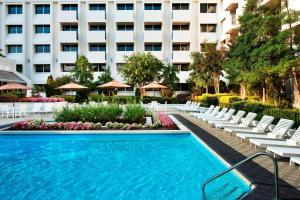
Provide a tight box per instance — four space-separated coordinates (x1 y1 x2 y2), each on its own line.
219 95 242 105
52 95 76 103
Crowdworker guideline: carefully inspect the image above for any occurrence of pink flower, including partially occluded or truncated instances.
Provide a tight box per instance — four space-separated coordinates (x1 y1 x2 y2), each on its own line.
157 112 177 129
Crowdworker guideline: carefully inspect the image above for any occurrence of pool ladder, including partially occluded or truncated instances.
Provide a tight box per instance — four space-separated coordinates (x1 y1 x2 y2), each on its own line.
201 152 280 200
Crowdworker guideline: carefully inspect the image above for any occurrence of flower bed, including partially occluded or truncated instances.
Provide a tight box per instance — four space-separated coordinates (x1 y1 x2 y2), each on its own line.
20 97 65 102
157 112 177 129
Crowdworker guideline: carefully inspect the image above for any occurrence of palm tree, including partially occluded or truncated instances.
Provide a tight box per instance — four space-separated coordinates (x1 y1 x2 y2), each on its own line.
161 64 179 91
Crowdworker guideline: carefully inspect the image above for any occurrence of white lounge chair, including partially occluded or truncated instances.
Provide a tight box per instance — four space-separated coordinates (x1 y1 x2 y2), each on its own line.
176 101 191 110
236 118 294 141
44 103 54 114
28 103 42 116
195 106 220 119
191 105 215 117
211 110 245 127
202 107 228 122
249 126 300 148
215 112 257 129
15 103 27 117
266 146 300 158
290 157 300 169
207 109 236 125
184 102 201 112
180 101 195 111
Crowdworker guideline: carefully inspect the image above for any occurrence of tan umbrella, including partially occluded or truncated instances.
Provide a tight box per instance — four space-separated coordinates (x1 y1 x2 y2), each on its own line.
56 82 87 90
97 80 131 96
141 81 167 97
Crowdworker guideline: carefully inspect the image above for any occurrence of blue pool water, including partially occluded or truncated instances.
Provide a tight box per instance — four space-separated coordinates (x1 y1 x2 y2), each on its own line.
0 133 250 200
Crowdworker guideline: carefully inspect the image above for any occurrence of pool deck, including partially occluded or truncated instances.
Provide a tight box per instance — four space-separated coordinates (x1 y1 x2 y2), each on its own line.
174 112 300 200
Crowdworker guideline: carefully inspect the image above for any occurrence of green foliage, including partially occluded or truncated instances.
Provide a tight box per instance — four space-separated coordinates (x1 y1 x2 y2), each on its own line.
90 66 114 92
52 95 76 102
89 94 138 104
161 64 179 91
32 85 44 97
123 105 146 123
219 96 242 105
262 108 300 126
72 55 94 86
120 52 164 89
45 75 74 97
0 92 25 102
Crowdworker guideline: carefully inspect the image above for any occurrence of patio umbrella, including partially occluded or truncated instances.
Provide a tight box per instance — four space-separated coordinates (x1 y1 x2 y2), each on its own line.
0 82 32 117
141 81 167 97
97 80 131 96
56 82 87 95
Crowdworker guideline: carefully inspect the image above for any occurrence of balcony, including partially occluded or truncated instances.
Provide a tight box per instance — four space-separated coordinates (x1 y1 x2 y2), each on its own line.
86 51 106 63
144 10 162 22
223 0 239 11
172 31 190 42
223 14 237 34
33 14 51 24
6 53 24 63
33 34 51 44
145 51 163 60
199 13 218 24
59 31 78 43
6 34 23 44
172 10 190 22
86 10 106 22
33 53 51 64
5 15 23 24
115 11 134 22
115 51 134 63
58 51 77 63
115 31 134 42
58 10 78 22
144 31 162 42
172 51 190 63
87 31 106 43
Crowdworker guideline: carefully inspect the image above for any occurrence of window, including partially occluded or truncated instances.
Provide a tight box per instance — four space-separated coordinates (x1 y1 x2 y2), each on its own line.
172 3 189 10
173 43 190 51
8 5 22 14
35 64 50 73
62 24 78 31
117 23 134 31
200 3 217 13
173 63 189 71
61 64 75 72
62 44 78 52
145 43 161 51
200 24 217 32
89 44 106 51
35 45 50 53
89 24 106 31
145 24 161 31
89 4 105 10
35 25 50 34
92 63 106 72
8 45 22 53
62 4 78 11
117 43 134 51
16 64 23 73
144 4 161 10
173 23 189 30
35 5 50 14
8 25 22 34
117 4 134 10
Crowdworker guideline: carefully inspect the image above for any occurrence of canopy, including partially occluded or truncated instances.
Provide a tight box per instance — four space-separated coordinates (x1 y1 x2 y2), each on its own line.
56 82 87 90
141 81 167 89
97 80 131 89
0 70 26 83
0 82 31 90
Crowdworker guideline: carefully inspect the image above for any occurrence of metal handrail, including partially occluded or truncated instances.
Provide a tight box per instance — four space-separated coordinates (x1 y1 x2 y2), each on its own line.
201 152 280 200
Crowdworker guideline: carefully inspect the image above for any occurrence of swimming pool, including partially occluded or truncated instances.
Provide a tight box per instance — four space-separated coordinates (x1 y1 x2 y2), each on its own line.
0 133 251 200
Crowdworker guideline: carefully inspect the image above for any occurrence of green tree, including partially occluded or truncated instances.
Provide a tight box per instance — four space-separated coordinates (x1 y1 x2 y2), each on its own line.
161 64 179 91
32 85 44 97
71 55 94 86
120 52 164 89
90 66 113 92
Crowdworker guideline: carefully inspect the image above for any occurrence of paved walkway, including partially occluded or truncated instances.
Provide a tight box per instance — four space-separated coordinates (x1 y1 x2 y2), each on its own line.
174 113 300 200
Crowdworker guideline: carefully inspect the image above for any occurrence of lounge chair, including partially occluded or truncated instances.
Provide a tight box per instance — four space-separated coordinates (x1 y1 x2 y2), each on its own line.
210 110 245 127
184 102 201 112
207 109 236 125
191 105 215 117
180 102 195 111
249 126 300 148
28 103 42 116
15 103 27 117
201 107 228 122
236 118 294 141
290 157 300 169
44 103 54 114
266 146 300 158
195 106 220 119
215 112 257 129
225 115 274 134
176 101 191 110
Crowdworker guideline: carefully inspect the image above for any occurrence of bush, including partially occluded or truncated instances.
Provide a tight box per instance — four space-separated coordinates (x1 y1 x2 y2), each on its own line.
123 104 146 123
219 95 242 105
52 95 76 103
262 108 300 127
89 94 138 104
176 93 191 103
201 94 218 106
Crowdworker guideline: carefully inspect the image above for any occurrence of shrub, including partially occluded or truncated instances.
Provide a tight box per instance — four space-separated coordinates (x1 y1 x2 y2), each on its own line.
201 94 218 106
262 108 300 127
176 93 191 104
123 104 146 123
219 95 242 105
89 94 138 104
52 95 76 103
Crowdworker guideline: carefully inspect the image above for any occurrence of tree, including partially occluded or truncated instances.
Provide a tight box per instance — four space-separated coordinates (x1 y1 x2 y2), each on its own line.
45 75 74 97
120 52 164 90
71 55 94 86
90 66 113 92
32 85 44 97
161 64 179 91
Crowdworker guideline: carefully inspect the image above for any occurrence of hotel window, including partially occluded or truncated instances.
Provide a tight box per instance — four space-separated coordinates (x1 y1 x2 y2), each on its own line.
8 25 22 34
173 23 189 30
200 3 217 13
144 4 161 10
92 63 106 72
62 24 78 31
8 5 22 14
8 45 22 53
89 4 106 10
35 25 50 34
35 45 50 53
89 44 106 51
145 43 162 51
62 4 78 11
145 24 161 31
16 64 23 73
35 64 50 73
61 64 75 72
35 5 50 14
89 24 106 31
173 63 189 71
117 43 134 51
117 23 134 31
200 24 217 32
173 43 190 51
172 3 189 10
62 44 78 52
117 4 134 10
